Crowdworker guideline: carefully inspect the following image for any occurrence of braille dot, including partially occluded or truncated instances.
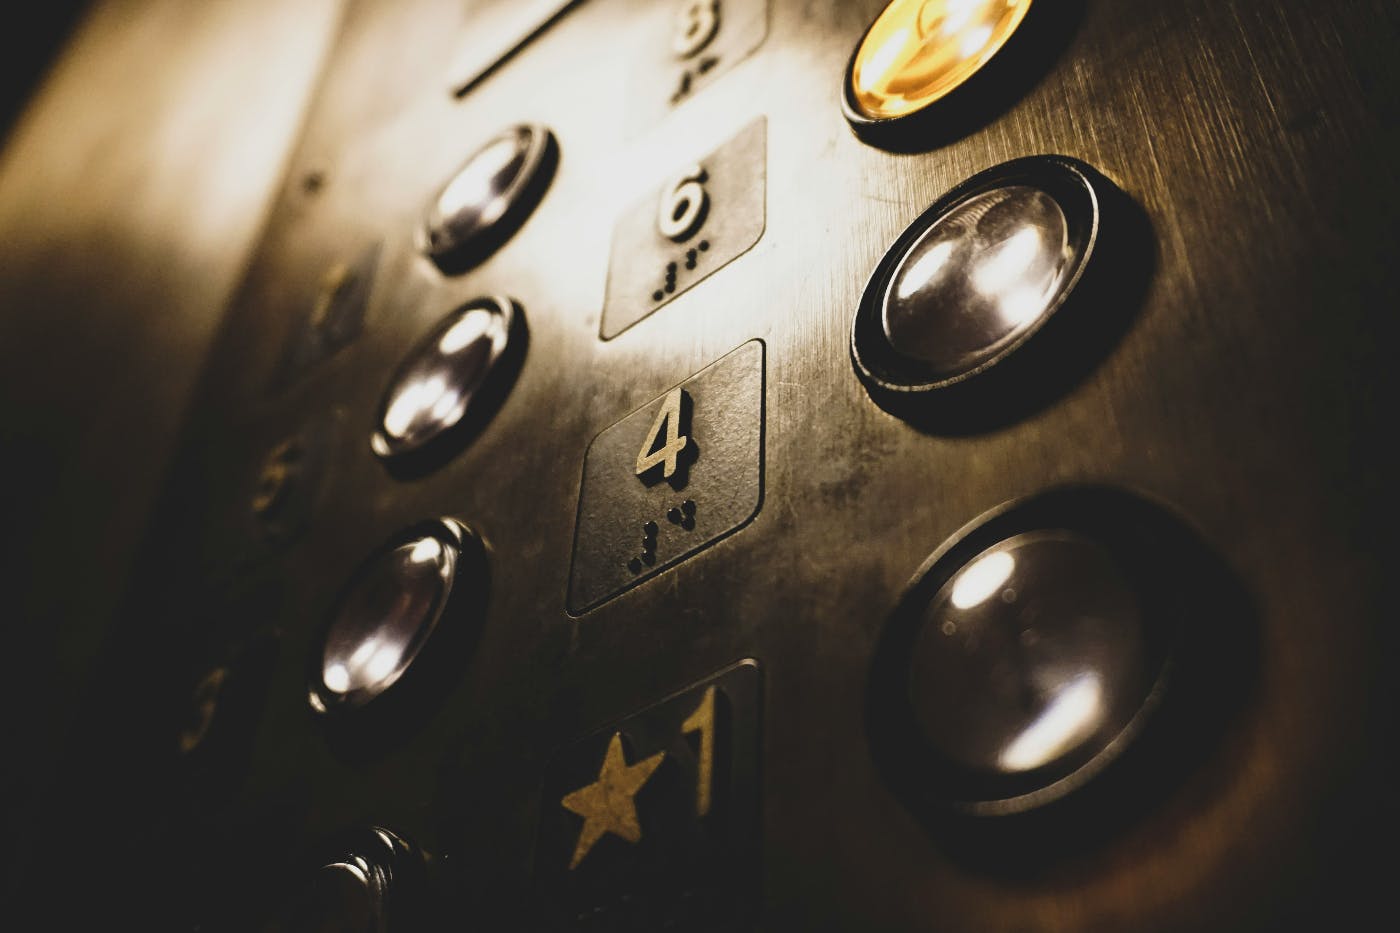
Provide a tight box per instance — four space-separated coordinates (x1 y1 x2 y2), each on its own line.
628 558 642 574
652 290 664 302
642 552 656 566
698 240 710 251
644 521 659 537
681 499 696 515
667 262 678 274
685 259 696 270
681 516 695 531
664 282 676 294
686 249 698 261
668 508 683 524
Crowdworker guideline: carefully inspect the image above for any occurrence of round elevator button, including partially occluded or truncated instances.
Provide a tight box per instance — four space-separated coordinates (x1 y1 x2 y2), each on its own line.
264 827 425 933
851 156 1112 408
881 184 1071 378
909 530 1150 782
868 488 1190 817
848 0 1035 123
371 296 522 470
308 518 487 716
420 124 557 273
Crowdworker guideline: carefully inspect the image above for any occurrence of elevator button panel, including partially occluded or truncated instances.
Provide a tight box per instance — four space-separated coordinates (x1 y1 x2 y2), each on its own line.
569 340 764 614
602 118 766 340
533 660 761 930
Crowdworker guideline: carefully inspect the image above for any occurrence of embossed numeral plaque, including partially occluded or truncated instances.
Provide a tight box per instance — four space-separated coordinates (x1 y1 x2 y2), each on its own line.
601 118 766 340
630 0 769 128
568 340 764 613
533 660 761 930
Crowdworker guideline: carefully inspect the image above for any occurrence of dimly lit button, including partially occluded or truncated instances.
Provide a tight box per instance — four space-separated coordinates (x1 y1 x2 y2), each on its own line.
851 156 1108 403
250 438 303 524
266 827 424 933
371 296 520 467
909 530 1150 783
848 0 1034 121
177 666 228 756
309 518 484 715
869 489 1193 817
421 124 557 273
882 185 1071 378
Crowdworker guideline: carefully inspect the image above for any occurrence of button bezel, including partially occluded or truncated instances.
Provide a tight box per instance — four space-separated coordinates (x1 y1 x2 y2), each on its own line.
852 156 1104 404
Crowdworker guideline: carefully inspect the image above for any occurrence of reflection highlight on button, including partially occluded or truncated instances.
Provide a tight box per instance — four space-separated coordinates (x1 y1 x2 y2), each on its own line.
371 297 519 468
881 185 1072 378
850 0 1035 121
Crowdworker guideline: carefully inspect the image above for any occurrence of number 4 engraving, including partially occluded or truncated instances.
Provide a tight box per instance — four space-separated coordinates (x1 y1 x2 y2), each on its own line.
635 387 695 486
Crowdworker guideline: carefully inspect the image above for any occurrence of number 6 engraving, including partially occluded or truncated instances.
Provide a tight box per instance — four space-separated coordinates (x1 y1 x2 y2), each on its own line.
635 387 694 485
673 0 720 59
657 164 709 242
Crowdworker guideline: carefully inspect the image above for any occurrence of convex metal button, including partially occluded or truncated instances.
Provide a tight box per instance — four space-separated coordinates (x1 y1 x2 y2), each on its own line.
371 296 523 472
868 488 1192 817
851 156 1122 414
308 518 487 717
263 827 426 933
420 124 557 273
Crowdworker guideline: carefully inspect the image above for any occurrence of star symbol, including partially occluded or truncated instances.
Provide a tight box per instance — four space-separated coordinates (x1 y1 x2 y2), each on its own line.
560 732 666 870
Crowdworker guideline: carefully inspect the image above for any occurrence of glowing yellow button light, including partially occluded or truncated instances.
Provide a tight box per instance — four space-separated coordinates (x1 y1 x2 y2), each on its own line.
851 0 1035 120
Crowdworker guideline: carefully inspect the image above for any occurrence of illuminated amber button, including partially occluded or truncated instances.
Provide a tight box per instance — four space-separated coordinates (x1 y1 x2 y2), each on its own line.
851 0 1034 120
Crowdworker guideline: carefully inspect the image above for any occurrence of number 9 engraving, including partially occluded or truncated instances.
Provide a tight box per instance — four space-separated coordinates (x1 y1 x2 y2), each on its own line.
673 0 721 59
658 164 709 242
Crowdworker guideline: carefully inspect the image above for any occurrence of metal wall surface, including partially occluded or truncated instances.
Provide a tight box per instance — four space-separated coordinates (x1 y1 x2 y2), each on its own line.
14 0 1397 929
0 0 344 908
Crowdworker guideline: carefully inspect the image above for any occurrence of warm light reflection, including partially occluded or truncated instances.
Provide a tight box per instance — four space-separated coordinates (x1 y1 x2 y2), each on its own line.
409 535 443 565
949 549 1015 609
895 239 956 301
383 374 447 438
437 136 520 222
851 0 1034 120
323 662 351 694
365 643 402 683
437 310 489 354
998 672 1103 772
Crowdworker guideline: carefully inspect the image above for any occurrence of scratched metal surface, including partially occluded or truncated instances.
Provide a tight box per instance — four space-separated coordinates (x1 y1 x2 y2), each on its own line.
24 0 1398 929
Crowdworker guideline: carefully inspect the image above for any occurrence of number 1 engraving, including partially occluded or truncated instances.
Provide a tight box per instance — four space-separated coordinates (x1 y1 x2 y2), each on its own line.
681 685 717 817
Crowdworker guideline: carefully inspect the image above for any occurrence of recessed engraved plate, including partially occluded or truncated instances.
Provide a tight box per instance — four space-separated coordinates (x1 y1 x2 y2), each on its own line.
271 241 381 391
601 118 765 340
568 340 764 613
534 660 761 930
631 0 769 127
